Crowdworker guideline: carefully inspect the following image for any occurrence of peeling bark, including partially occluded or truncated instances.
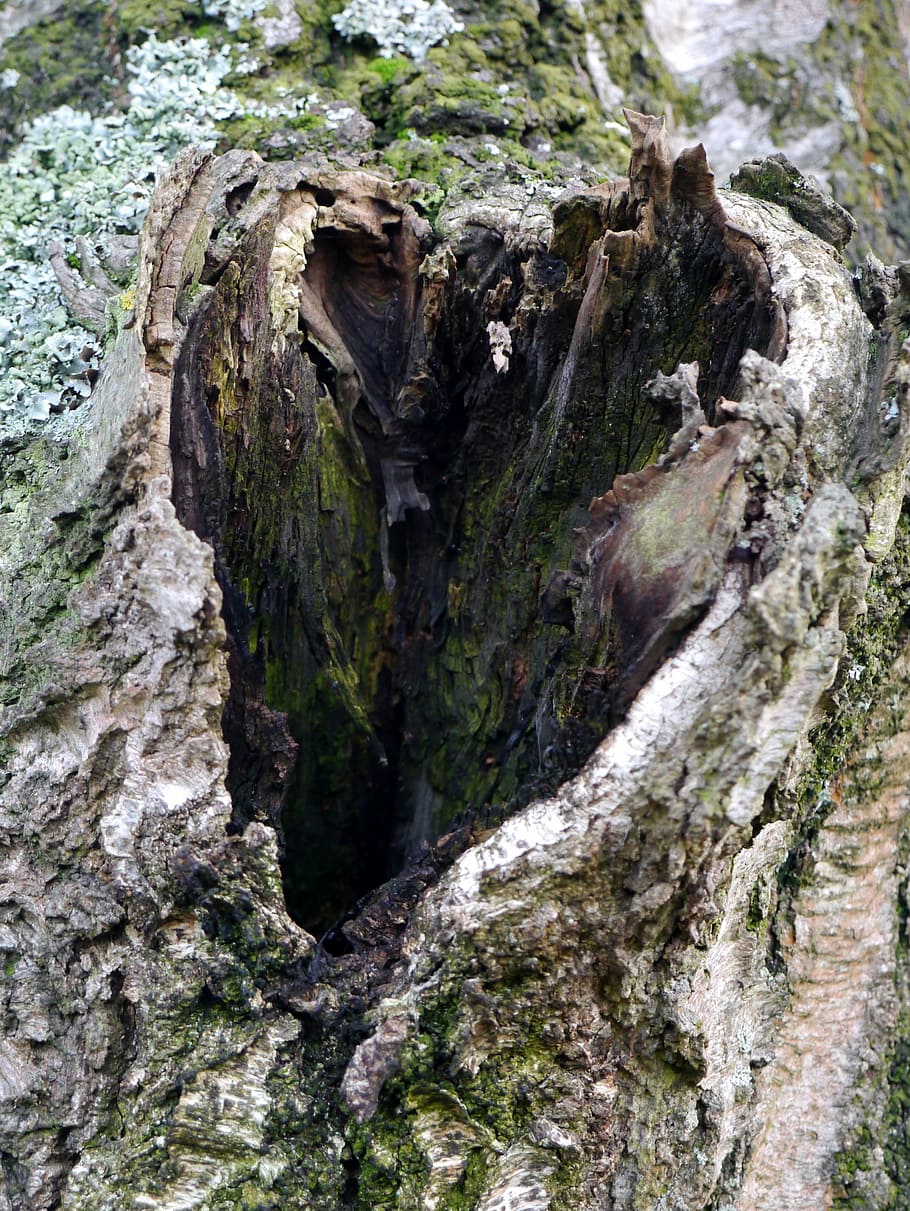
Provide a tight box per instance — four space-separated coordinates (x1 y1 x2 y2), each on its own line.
2 114 910 1211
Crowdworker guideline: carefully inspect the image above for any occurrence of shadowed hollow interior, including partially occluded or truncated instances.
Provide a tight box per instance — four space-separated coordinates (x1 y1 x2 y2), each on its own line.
170 158 781 935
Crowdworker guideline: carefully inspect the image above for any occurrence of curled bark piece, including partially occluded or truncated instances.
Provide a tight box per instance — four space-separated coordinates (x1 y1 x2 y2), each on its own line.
341 1014 411 1122
48 238 115 333
645 361 706 463
624 107 672 209
672 142 726 223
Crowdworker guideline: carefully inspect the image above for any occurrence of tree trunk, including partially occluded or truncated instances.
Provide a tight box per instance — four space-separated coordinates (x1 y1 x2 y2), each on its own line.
2 114 910 1211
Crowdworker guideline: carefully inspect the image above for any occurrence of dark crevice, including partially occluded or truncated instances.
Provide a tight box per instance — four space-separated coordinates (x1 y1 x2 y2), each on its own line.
171 157 782 938
224 180 257 217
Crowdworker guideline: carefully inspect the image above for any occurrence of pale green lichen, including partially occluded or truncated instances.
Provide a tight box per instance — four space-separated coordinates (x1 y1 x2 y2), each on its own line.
203 0 269 31
332 0 465 61
0 33 244 431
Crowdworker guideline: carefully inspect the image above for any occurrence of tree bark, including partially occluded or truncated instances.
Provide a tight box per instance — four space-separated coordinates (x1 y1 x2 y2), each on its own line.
2 115 910 1210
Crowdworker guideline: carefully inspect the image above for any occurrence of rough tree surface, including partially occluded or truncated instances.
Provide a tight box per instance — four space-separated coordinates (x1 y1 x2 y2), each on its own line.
4 4 910 1211
2 99 910 1211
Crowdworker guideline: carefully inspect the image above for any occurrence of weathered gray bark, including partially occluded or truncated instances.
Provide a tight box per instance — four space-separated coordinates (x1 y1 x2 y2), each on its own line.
2 117 910 1211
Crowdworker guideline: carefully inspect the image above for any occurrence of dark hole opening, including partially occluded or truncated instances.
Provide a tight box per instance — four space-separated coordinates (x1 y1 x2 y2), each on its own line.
225 179 257 217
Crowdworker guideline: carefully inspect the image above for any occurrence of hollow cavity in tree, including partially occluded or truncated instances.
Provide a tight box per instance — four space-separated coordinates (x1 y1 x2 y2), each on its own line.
170 118 783 936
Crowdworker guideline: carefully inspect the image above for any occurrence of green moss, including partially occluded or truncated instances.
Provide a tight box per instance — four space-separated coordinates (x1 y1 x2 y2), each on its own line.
365 54 412 86
0 428 114 720
745 882 767 935
109 0 211 39
0 2 115 151
218 110 322 156
806 0 910 257
393 64 515 137
833 1124 882 1207
340 952 602 1208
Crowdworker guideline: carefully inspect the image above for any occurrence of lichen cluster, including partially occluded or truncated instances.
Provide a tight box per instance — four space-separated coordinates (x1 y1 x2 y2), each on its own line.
203 0 269 31
0 33 247 432
332 0 464 61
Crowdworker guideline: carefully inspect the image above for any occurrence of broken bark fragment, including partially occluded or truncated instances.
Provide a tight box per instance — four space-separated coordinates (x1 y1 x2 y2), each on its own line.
731 152 859 251
48 238 116 333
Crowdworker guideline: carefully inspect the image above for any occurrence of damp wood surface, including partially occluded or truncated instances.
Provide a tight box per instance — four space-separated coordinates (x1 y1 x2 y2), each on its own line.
170 121 784 933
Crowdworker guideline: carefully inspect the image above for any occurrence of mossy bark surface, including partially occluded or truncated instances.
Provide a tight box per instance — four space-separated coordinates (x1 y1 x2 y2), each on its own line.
6 0 910 261
3 105 910 1211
